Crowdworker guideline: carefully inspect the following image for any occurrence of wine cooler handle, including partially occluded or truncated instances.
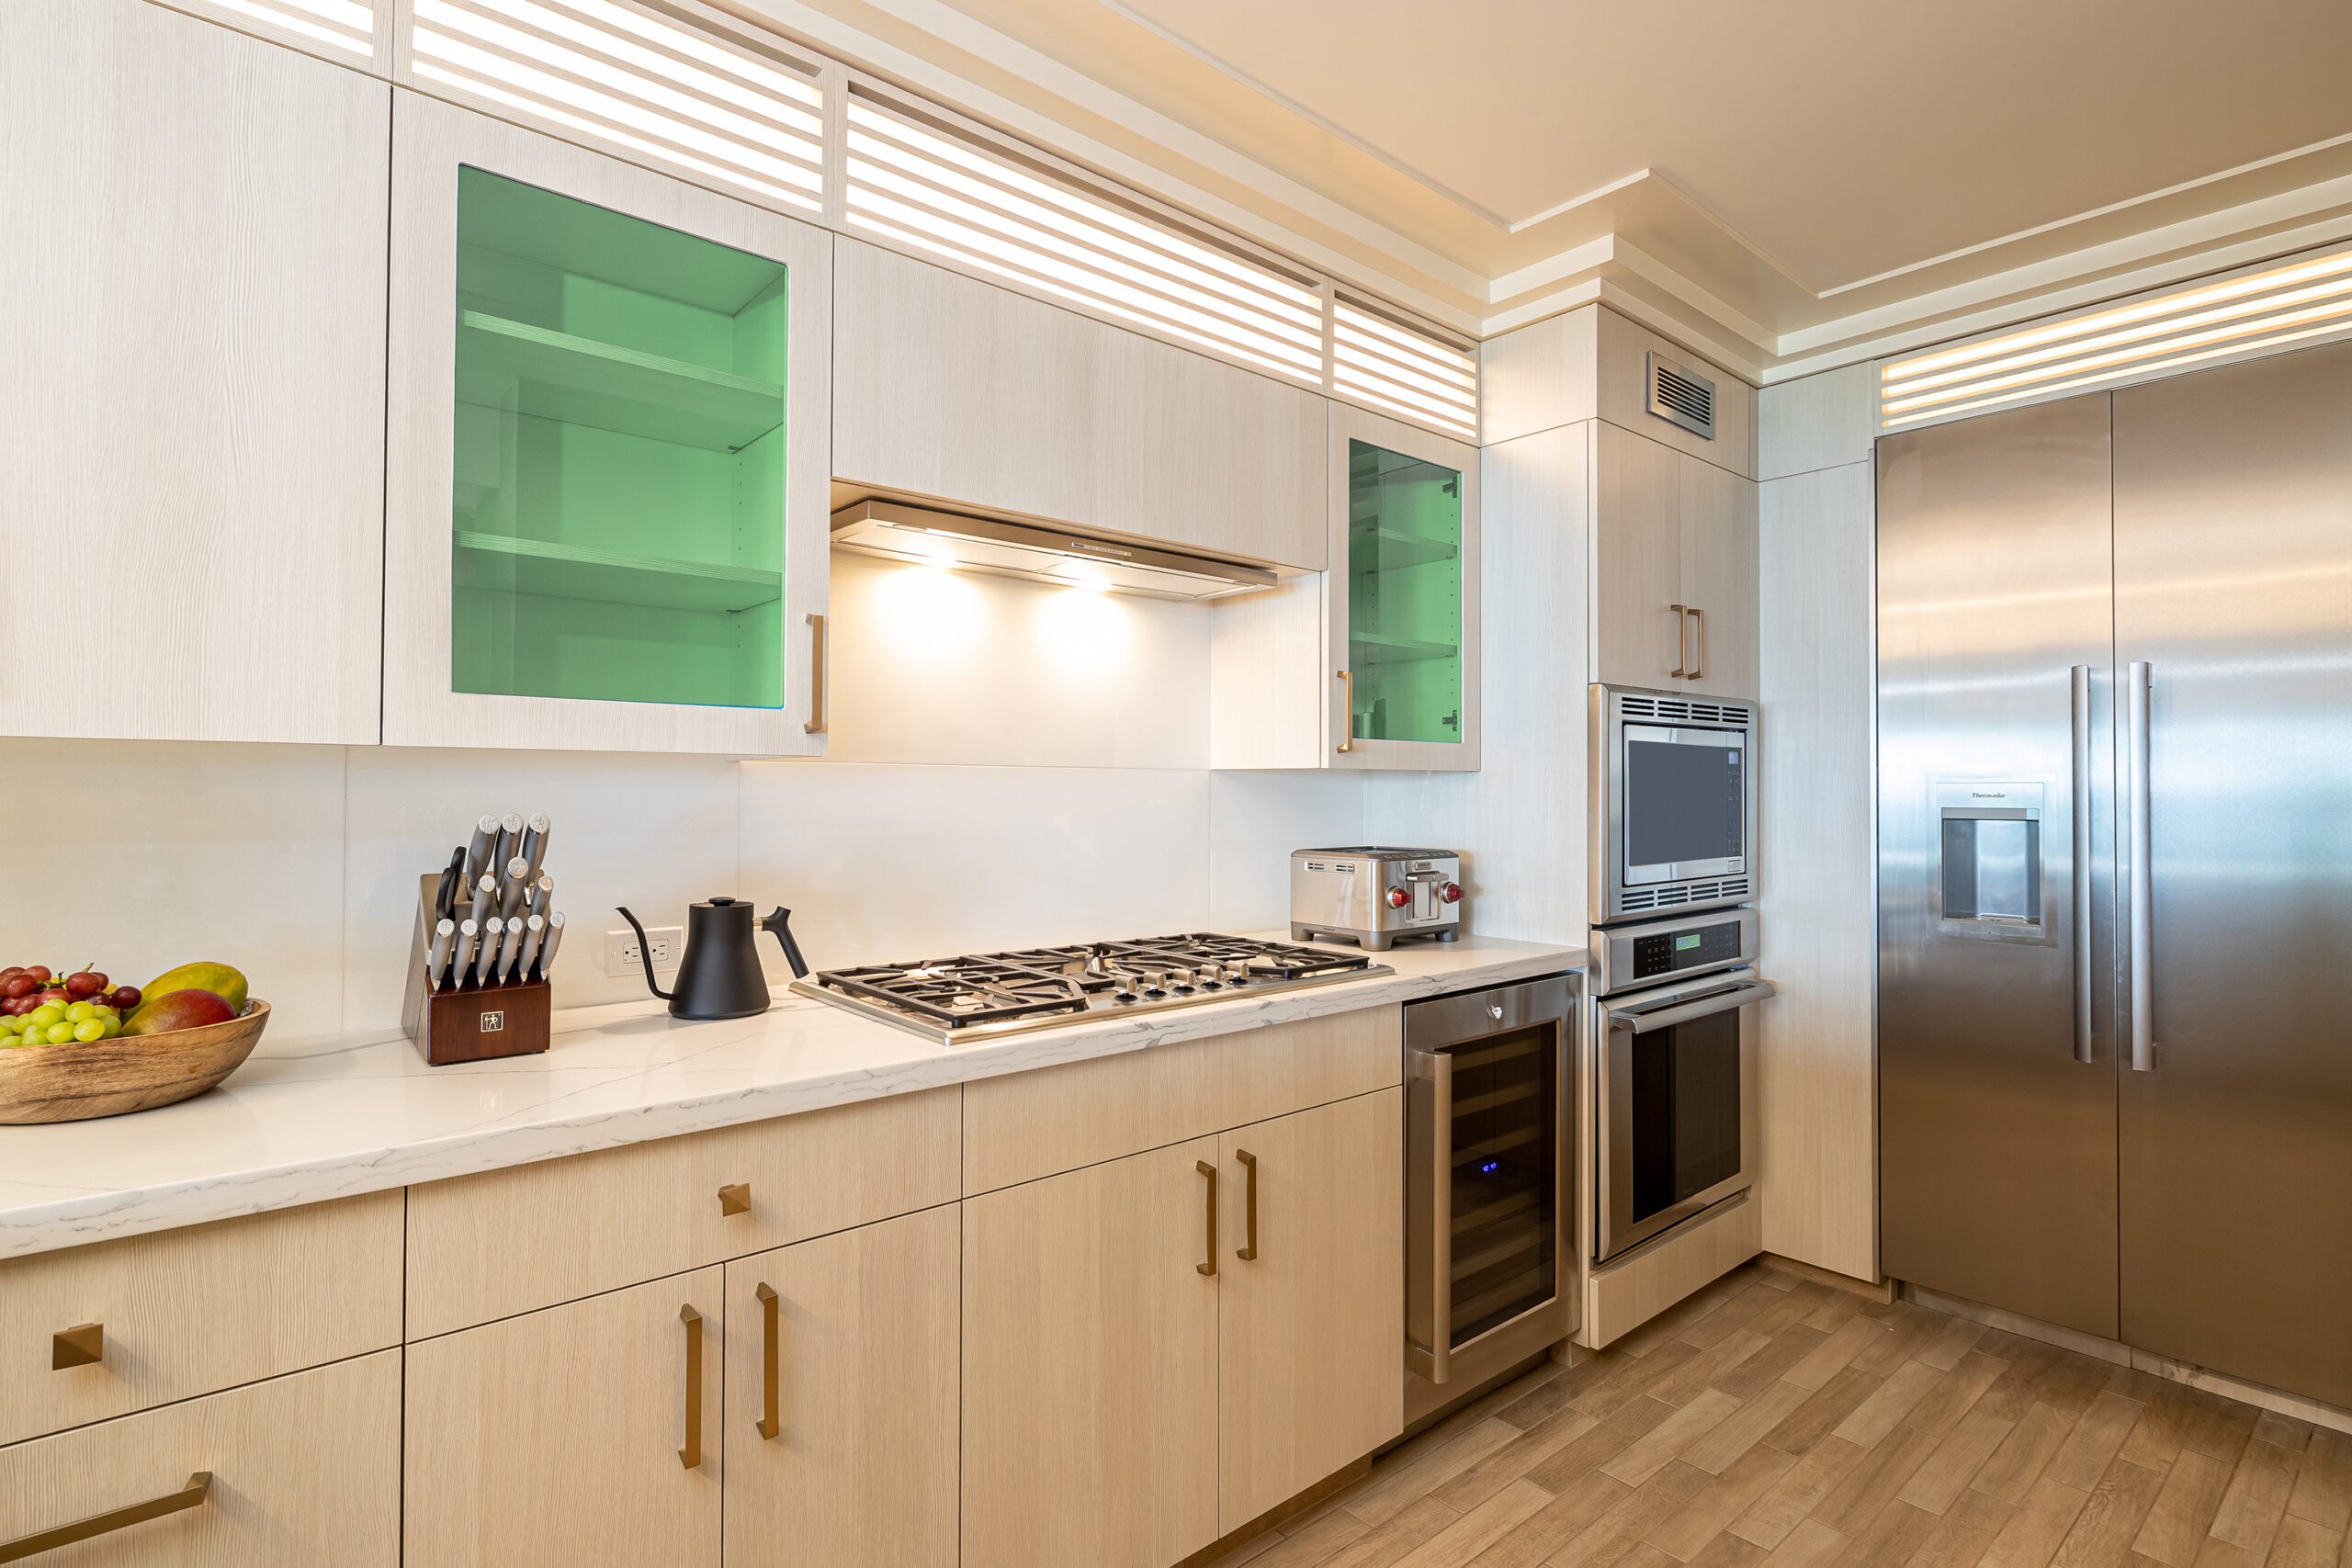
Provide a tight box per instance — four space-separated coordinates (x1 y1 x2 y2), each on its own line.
1409 1047 1455 1385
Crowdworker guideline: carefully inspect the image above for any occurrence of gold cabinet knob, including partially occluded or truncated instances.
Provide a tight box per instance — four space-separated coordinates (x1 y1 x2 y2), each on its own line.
718 1182 752 1217
51 1323 104 1370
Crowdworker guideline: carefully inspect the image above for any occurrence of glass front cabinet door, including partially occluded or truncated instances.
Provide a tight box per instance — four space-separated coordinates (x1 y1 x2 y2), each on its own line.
384 95 831 753
1327 405 1480 770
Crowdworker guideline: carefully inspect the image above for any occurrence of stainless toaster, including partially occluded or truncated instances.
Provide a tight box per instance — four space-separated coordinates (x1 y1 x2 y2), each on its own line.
1290 847 1464 951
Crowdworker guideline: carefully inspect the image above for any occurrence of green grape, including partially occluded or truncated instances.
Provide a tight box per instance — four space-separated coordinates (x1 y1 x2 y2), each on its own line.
26 1003 65 1029
97 1016 122 1040
44 1021 76 1045
64 1000 99 1023
72 1019 107 1044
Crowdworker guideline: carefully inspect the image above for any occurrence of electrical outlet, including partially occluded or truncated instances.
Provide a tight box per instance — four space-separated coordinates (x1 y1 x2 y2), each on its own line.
605 925 682 978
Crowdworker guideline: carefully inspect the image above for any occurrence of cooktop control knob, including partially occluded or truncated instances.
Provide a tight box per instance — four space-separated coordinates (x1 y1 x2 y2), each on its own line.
1441 881 1464 904
1386 885 1411 909
1167 967 1195 992
1142 971 1168 998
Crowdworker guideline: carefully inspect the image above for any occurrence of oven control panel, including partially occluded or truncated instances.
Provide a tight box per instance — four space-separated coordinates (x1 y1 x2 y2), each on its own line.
1595 908 1756 997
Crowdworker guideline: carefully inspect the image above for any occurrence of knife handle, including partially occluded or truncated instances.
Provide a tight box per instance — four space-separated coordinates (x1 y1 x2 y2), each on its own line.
452 919 480 987
537 913 565 980
465 816 500 884
521 815 550 880
426 918 457 990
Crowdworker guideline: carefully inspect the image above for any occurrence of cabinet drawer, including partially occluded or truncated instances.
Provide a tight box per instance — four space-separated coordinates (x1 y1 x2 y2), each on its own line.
0 1352 400 1565
0 1191 402 1447
963 1007 1401 1193
407 1088 961 1337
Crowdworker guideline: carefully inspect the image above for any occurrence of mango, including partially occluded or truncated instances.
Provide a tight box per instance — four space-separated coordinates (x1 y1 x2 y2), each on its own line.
123 988 237 1036
140 962 247 1015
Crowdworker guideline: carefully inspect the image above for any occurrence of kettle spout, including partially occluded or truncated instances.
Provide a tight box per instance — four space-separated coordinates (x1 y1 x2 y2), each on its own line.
615 907 673 1000
761 908 810 980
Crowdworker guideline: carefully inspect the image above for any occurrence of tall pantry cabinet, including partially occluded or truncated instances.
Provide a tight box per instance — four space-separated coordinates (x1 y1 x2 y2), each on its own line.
0 0 390 744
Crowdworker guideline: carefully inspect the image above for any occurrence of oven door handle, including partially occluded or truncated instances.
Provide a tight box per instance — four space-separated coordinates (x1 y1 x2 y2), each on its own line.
1604 978 1778 1035
1407 1046 1455 1386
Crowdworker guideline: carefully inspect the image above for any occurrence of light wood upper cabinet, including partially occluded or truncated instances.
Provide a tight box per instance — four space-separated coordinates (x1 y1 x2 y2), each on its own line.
0 0 388 744
384 90 834 755
832 240 1328 571
1210 405 1481 769
724 1207 959 1568
1216 1089 1405 1529
1589 420 1758 699
404 1267 725 1568
961 1138 1222 1568
0 1353 401 1567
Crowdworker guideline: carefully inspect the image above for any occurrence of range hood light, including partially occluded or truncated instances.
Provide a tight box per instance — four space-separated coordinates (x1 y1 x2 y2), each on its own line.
831 499 1276 603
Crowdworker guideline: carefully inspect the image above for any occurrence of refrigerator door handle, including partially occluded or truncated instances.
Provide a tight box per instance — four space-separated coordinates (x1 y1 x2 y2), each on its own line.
2126 660 2155 1072
2071 664 2094 1064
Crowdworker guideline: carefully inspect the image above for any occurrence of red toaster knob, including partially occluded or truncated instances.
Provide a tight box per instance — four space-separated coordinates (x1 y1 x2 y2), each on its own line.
1385 886 1411 909
1440 881 1464 904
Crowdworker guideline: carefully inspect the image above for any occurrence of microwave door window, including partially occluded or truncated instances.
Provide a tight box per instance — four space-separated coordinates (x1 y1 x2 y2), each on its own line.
1625 736 1746 868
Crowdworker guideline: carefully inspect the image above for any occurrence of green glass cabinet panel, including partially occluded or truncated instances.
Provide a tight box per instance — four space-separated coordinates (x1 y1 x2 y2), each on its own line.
449 167 788 708
1346 438 1464 745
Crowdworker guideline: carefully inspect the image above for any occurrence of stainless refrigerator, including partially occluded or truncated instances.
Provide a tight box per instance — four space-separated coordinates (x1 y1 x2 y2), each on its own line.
1878 337 2352 1410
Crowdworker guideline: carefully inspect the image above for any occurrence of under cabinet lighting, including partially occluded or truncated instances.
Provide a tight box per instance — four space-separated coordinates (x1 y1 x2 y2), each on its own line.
1882 244 2352 430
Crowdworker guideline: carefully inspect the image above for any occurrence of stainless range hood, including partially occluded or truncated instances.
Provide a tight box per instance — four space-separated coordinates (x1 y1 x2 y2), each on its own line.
829 497 1276 602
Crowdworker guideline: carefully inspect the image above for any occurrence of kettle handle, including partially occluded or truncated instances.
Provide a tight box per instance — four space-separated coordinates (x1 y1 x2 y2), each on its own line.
761 908 810 980
615 907 673 1000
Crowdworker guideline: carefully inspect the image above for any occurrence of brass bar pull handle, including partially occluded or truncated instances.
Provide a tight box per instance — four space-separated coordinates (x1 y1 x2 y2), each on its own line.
51 1323 103 1371
1335 670 1355 754
1687 607 1705 680
1235 1150 1259 1261
1195 1160 1217 1277
0 1471 210 1561
718 1182 752 1217
803 613 828 736
755 1283 780 1440
1670 604 1690 679
677 1304 704 1470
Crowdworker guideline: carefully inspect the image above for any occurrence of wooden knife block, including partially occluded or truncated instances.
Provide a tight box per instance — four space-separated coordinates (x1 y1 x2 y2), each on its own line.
401 873 552 1066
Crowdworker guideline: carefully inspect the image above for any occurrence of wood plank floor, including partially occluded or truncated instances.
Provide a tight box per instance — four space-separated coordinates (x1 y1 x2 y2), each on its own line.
1208 1261 2352 1568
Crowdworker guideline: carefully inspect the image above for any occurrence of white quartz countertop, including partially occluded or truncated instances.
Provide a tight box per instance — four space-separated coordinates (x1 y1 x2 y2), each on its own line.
0 933 1582 1259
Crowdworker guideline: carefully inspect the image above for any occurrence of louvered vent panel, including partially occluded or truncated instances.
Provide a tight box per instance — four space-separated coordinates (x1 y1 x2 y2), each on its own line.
1333 299 1478 439
1882 243 2352 430
1620 695 1748 728
209 0 374 55
411 0 824 214
844 94 1326 386
1645 352 1716 439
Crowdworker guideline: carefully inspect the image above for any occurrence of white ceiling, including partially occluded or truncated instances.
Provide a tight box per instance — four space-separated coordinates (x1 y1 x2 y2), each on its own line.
751 0 2352 375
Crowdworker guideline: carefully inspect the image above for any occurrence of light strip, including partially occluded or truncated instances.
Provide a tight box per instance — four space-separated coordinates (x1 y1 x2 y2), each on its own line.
1881 244 2352 430
1882 316 2352 430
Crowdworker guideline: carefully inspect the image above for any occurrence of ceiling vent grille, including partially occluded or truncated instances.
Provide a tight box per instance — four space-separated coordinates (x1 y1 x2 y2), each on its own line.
1646 351 1716 440
411 0 825 215
1880 243 2352 431
207 0 375 56
1332 298 1478 440
844 91 1327 386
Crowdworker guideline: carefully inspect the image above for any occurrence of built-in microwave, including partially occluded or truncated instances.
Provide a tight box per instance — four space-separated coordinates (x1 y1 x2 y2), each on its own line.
1589 683 1759 925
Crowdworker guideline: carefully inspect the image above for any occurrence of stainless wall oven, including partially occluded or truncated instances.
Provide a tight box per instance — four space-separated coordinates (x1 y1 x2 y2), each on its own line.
1404 975 1577 1425
1589 909 1772 1262
1589 684 1758 923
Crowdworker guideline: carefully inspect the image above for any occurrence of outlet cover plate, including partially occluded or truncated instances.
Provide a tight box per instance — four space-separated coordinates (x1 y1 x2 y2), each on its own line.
605 925 682 978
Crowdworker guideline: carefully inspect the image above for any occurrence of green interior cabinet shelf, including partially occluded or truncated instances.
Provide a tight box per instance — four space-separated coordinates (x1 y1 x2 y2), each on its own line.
448 166 790 710
1344 438 1464 745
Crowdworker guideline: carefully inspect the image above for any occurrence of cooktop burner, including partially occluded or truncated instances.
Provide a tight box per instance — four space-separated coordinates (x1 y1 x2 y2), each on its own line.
791 933 1391 1043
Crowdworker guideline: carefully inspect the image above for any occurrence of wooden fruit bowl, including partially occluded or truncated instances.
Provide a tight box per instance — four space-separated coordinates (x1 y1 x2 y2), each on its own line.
0 1001 270 1124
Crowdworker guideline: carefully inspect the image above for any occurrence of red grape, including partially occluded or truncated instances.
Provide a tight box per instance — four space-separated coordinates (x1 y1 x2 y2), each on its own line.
37 988 69 1006
2 996 34 1017
109 986 141 1010
24 965 51 984
64 972 103 999
1 976 34 999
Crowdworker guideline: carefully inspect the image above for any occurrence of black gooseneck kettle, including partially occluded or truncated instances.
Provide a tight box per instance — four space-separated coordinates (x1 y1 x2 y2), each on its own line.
616 897 808 1021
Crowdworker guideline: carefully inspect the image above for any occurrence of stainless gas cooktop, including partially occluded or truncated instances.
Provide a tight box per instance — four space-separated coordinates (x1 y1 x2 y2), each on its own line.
791 933 1391 1044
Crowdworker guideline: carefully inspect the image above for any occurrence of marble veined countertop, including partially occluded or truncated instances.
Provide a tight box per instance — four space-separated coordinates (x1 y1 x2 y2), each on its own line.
0 932 1582 1259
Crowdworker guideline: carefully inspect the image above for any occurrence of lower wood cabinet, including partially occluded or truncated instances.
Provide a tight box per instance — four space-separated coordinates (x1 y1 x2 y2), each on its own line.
0 1352 400 1565
1216 1088 1404 1527
962 1137 1223 1568
962 1089 1406 1568
404 1268 725 1567
723 1206 960 1568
